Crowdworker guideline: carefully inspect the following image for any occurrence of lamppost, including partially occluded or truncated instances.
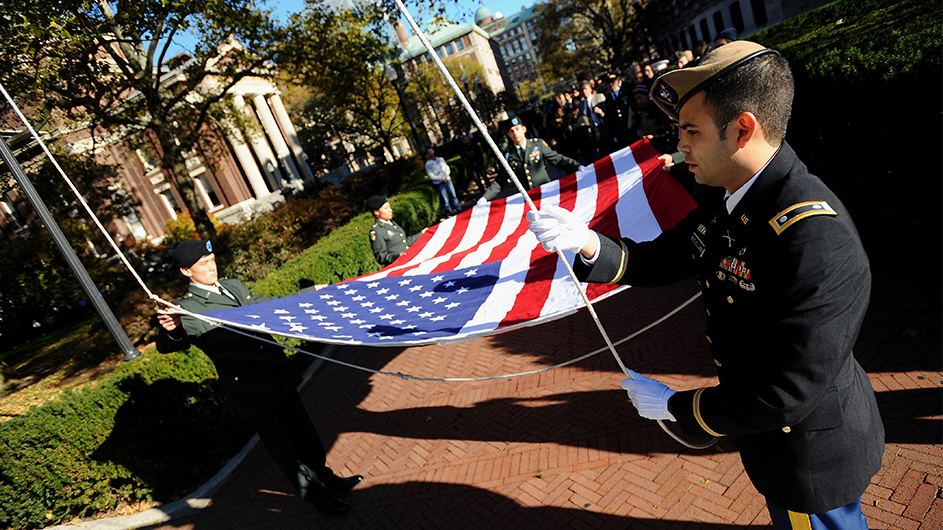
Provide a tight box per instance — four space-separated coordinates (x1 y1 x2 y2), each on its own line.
385 65 423 154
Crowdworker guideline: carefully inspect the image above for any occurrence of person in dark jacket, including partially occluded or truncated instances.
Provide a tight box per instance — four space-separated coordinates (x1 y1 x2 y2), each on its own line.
156 240 363 516
527 42 884 530
480 116 581 202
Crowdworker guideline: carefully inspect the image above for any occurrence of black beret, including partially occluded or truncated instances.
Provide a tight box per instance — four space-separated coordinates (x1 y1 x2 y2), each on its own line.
366 195 388 211
499 115 523 134
173 239 213 268
716 27 738 42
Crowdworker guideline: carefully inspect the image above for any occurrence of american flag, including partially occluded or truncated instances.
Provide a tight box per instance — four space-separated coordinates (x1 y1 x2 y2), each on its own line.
199 141 697 346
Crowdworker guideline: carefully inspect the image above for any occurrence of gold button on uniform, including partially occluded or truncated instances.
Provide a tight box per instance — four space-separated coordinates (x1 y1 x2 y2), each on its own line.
782 426 791 433
705 280 710 288
713 359 722 367
727 296 734 303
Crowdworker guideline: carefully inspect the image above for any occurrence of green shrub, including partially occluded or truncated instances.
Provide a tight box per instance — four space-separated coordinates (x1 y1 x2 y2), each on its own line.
0 348 251 529
250 186 441 295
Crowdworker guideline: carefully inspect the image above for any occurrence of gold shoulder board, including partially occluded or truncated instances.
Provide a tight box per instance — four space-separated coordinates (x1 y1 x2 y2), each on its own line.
769 201 836 235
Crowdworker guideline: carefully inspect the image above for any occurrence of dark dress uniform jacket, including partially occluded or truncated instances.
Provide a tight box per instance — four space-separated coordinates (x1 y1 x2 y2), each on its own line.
370 219 421 266
156 279 318 419
483 138 580 201
574 143 884 514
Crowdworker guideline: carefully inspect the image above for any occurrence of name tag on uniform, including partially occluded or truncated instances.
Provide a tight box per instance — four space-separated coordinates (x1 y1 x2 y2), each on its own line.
691 231 706 257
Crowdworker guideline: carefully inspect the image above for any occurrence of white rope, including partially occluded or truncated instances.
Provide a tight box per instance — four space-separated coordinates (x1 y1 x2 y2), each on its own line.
161 291 702 382
2 17 717 449
389 0 717 449
0 82 157 302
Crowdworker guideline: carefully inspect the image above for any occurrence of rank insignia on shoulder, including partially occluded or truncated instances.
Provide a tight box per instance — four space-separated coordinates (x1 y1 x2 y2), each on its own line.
769 201 836 235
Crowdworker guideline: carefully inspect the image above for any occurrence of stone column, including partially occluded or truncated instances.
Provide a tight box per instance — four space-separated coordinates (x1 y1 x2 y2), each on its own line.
252 94 302 188
233 94 283 191
268 93 315 182
222 115 271 198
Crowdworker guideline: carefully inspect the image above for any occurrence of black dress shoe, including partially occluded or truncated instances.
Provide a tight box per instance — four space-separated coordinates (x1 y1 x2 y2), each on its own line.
328 474 364 495
305 490 349 516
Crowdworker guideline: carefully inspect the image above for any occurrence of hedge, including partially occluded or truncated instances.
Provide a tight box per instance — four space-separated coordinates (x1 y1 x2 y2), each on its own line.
0 179 443 529
0 348 253 529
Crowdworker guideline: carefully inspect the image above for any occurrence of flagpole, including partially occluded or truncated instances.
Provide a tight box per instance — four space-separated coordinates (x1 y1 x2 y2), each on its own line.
391 1 717 450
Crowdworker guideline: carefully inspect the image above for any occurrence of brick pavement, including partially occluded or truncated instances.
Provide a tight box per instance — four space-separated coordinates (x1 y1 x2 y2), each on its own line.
135 224 941 530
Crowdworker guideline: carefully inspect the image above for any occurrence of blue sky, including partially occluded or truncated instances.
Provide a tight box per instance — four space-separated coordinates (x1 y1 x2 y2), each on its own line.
168 0 531 55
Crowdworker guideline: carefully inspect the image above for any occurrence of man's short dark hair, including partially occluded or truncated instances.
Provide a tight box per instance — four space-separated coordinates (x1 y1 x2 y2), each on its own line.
702 52 794 145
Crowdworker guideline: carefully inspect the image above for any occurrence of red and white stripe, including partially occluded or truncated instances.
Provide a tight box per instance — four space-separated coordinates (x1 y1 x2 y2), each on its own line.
355 140 697 339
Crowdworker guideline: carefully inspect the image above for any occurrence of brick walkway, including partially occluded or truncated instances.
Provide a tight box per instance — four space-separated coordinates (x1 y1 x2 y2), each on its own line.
138 223 941 529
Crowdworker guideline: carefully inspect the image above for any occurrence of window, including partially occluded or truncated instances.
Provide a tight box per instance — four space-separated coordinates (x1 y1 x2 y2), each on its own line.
193 171 220 209
751 0 768 26
1 198 24 230
730 2 744 32
136 146 158 172
455 38 465 51
699 19 710 41
445 43 455 55
436 47 445 58
713 11 725 35
123 210 148 242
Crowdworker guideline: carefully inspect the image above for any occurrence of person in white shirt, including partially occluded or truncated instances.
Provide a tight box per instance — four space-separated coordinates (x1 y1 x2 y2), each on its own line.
425 148 462 217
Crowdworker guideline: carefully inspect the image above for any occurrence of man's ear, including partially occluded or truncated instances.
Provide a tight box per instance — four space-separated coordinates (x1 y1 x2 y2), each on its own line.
734 112 760 148
180 267 192 279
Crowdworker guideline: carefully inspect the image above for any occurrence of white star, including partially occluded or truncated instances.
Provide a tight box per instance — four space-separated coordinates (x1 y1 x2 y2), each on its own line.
247 314 261 319
396 300 410 307
380 336 394 340
419 311 433 318
352 295 366 301
433 297 447 304
444 280 456 288
379 313 395 320
304 309 320 314
317 322 337 327
406 306 421 313
429 315 446 321
403 324 417 330
398 279 412 286
361 301 374 307
289 325 308 332
420 291 433 298
326 300 340 306
368 332 382 338
445 302 460 309
298 303 313 308
279 316 296 322
319 294 334 299
464 269 478 277
409 285 422 292
385 294 399 301
376 288 390 295
337 284 350 289
349 319 366 325
325 326 342 331
274 309 289 314
431 275 444 282
456 287 469 294
367 282 380 288
369 307 383 313
359 324 372 328
341 312 357 318
412 331 427 336
390 319 405 325
310 315 327 321
345 289 357 296
332 306 349 312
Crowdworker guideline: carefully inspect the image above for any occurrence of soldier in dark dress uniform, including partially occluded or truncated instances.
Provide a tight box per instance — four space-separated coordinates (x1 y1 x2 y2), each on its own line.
527 42 884 530
156 240 363 516
367 195 426 266
480 116 581 202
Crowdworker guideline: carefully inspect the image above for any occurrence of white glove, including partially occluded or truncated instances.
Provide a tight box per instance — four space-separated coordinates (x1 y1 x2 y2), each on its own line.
477 197 488 205
525 204 590 253
622 370 677 422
